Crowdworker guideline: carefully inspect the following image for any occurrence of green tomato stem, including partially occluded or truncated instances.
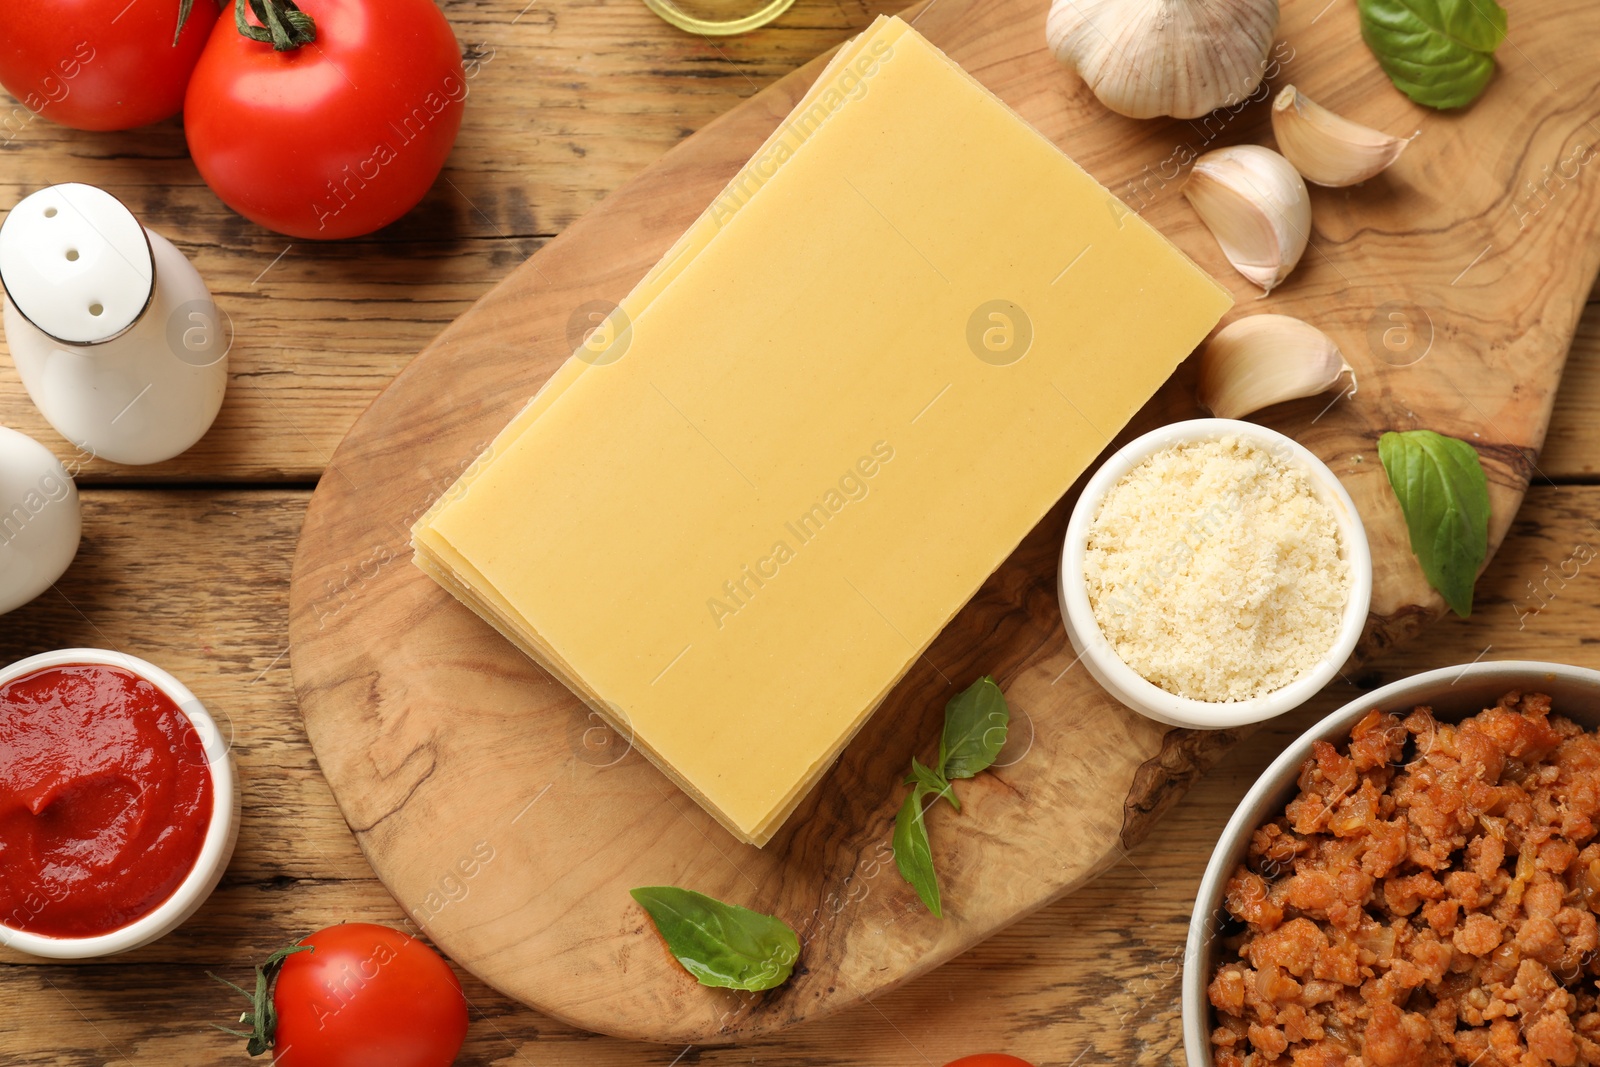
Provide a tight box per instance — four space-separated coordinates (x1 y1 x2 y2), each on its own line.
172 0 210 47
208 943 314 1057
235 0 318 52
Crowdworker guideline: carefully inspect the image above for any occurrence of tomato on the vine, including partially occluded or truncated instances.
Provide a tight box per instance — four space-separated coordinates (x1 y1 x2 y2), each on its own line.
184 0 466 239
942 1057 1037 1067
0 0 218 131
217 922 468 1067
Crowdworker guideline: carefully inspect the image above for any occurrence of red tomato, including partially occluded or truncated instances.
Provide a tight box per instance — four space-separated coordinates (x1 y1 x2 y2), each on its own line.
0 0 218 131
183 0 465 239
942 1058 1036 1067
273 923 468 1067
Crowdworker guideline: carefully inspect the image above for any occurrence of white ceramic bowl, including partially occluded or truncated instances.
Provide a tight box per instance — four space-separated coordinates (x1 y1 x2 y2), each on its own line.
0 648 238 958
1182 661 1600 1067
1058 418 1372 730
0 426 81 615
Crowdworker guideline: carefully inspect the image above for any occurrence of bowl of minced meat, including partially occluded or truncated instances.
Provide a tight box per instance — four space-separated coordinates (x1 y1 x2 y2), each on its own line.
1059 418 1372 730
1184 661 1600 1067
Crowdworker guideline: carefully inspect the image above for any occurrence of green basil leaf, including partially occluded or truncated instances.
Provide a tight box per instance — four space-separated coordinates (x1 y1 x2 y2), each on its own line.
893 785 942 917
1378 430 1490 617
1358 0 1507 109
940 676 1010 781
904 756 959 812
629 887 799 991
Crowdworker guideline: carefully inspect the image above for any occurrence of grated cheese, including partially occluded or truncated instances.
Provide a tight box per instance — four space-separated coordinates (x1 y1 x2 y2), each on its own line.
1083 435 1349 702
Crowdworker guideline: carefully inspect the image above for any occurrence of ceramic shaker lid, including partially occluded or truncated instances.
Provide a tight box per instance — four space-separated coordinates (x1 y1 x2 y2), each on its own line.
0 183 154 345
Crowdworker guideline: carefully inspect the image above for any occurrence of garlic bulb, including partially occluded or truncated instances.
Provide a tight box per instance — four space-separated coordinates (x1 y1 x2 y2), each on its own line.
1198 314 1354 420
1183 145 1310 294
1271 86 1409 187
1047 0 1280 120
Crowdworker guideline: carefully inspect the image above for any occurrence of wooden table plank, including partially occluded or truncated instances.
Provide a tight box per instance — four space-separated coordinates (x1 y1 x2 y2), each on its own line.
5 482 1600 1062
1542 312 1600 478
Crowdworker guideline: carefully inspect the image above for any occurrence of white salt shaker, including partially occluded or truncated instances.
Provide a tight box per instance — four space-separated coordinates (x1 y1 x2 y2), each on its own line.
0 184 228 466
0 425 81 615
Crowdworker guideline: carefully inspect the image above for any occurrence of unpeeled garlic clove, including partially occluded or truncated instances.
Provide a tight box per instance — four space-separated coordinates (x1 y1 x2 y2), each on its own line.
1271 85 1409 187
1198 313 1354 420
1046 0 1280 120
1183 145 1310 294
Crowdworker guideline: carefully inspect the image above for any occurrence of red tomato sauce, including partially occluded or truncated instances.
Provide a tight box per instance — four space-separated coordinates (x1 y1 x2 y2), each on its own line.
0 664 213 938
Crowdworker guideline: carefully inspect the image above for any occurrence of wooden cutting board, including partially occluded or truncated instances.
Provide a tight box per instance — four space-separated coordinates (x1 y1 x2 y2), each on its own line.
288 0 1600 1044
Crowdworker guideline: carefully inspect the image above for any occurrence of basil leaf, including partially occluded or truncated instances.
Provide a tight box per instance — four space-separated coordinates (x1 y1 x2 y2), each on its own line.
1378 430 1490 617
629 887 799 991
940 676 1010 780
1358 0 1506 109
893 785 942 917
904 756 959 812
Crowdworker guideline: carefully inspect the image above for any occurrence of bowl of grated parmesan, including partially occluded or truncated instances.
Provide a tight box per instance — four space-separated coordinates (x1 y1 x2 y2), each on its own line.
1058 418 1372 730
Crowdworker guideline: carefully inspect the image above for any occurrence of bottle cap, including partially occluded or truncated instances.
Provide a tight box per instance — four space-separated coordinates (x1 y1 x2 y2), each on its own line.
0 183 154 345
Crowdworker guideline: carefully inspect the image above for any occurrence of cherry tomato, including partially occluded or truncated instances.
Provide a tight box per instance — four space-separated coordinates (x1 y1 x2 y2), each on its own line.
183 0 465 239
0 0 218 131
942 1057 1036 1067
273 923 468 1067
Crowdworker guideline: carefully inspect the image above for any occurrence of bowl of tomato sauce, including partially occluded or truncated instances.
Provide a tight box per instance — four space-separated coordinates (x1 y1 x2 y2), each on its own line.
0 648 238 958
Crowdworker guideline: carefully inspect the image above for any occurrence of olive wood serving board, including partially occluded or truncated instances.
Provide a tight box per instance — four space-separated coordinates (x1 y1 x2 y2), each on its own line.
288 0 1600 1043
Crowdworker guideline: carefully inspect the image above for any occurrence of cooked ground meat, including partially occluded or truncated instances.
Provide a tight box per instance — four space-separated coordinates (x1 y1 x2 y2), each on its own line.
1209 690 1600 1066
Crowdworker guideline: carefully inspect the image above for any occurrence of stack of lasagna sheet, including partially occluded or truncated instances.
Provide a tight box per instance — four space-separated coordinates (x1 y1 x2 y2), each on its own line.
412 16 1231 846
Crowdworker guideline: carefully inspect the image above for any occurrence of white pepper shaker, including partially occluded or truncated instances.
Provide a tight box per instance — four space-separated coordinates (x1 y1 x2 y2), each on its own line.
0 183 228 466
0 425 81 615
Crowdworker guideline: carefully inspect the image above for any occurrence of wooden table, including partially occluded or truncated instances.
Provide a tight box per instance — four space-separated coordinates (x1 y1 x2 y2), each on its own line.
2 2 1598 1063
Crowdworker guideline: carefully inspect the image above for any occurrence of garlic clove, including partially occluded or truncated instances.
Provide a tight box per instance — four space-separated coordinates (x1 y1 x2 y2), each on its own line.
1271 85 1409 187
1183 145 1311 294
1047 0 1280 120
1198 313 1354 420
